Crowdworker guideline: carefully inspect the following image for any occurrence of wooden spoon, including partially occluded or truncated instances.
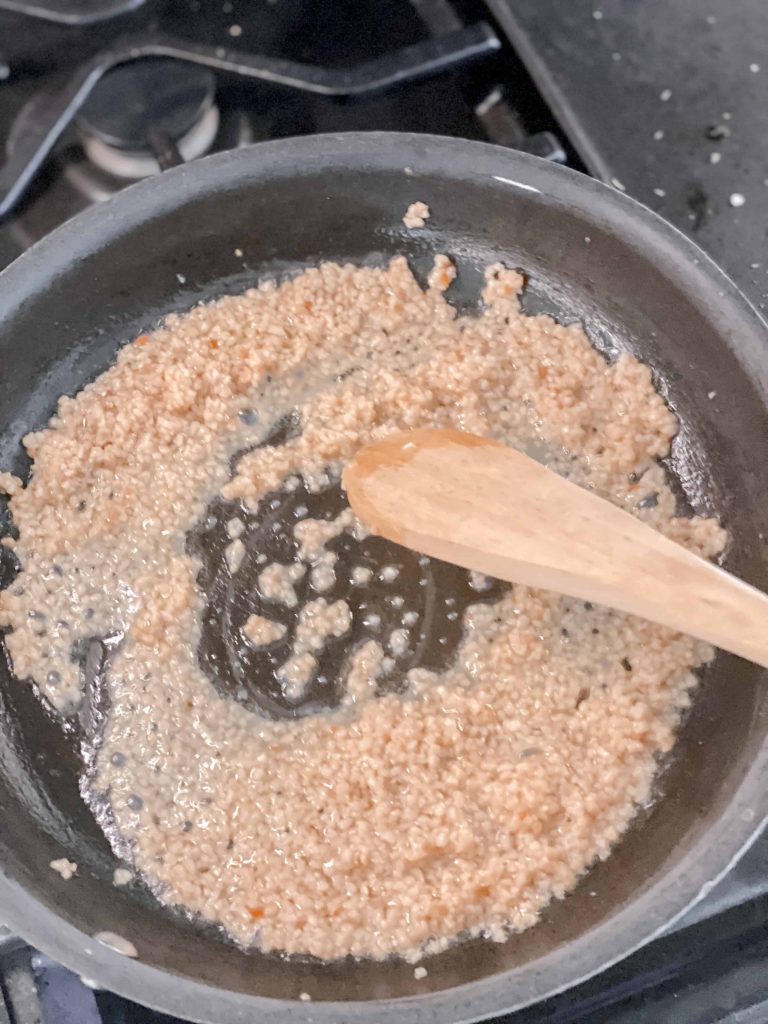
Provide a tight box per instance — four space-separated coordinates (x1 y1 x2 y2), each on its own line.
343 427 768 669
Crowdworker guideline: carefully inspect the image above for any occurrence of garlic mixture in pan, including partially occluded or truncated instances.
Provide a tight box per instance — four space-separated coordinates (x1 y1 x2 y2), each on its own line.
0 255 725 960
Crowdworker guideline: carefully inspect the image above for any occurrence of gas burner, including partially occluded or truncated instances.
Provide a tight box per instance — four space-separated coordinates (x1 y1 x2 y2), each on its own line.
76 59 220 178
5 81 255 247
0 25 501 221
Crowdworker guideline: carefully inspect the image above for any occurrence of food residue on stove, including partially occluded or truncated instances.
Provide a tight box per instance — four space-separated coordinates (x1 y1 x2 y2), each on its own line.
50 858 78 880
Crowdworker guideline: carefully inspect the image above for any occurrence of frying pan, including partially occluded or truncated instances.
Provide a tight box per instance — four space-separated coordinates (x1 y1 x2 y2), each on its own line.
1 132 768 1023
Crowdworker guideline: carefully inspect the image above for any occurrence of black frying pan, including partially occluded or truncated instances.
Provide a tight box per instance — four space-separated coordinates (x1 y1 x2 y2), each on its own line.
1 133 768 1024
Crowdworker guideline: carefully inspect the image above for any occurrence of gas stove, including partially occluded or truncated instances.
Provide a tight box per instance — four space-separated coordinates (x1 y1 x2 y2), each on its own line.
1 1 768 1021
0 0 572 254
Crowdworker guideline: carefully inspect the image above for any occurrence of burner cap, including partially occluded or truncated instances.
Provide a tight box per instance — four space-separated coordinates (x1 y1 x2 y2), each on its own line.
77 58 216 151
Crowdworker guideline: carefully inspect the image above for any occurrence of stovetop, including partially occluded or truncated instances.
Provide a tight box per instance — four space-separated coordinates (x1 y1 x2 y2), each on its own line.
1 1 767 1021
0 0 571 257
491 0 768 319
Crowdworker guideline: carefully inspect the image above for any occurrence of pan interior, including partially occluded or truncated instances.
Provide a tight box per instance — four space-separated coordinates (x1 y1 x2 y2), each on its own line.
1 142 768 1006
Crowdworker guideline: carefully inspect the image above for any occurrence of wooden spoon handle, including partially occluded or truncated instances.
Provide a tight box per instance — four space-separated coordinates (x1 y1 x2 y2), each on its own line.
343 428 768 669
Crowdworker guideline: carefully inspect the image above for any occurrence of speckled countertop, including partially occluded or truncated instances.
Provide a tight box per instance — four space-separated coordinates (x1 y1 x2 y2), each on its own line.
489 0 768 317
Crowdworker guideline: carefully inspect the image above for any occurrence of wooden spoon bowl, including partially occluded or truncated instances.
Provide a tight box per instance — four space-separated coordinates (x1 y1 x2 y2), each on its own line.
344 428 768 669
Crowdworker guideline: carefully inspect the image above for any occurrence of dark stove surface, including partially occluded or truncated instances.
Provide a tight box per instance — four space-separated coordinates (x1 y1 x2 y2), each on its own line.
0 0 567 252
1 1 768 1022
489 0 768 316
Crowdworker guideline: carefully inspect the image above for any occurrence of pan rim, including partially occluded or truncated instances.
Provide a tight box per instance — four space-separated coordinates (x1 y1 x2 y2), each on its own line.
1 130 767 1023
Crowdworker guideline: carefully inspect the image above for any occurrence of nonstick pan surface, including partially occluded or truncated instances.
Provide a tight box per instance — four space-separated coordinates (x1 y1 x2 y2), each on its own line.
1 134 768 1023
